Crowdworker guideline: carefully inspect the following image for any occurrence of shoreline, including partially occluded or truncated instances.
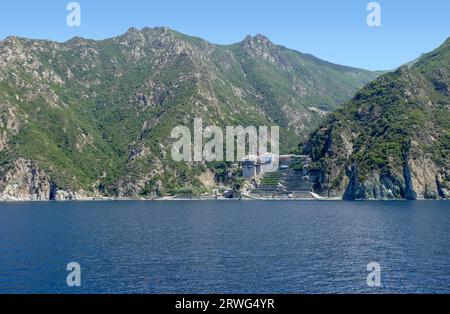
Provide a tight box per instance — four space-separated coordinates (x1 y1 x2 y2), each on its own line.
0 196 448 202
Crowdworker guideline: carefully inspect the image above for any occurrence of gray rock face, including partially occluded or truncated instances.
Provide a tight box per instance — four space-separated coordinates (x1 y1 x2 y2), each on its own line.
0 158 94 201
402 153 417 200
0 158 52 200
310 135 449 200
342 163 416 200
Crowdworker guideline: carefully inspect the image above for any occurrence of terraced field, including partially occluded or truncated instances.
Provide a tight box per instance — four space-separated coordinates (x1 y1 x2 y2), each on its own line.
249 169 314 199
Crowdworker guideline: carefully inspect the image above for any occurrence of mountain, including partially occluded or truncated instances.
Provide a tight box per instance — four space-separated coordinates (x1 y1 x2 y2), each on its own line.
0 27 378 200
303 38 450 200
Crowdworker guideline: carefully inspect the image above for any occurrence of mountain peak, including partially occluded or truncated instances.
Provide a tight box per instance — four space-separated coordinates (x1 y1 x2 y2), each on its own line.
243 34 274 47
125 27 140 34
123 26 174 37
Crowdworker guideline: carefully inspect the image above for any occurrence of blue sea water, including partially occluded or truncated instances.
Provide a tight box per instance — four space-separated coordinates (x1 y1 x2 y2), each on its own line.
0 200 449 293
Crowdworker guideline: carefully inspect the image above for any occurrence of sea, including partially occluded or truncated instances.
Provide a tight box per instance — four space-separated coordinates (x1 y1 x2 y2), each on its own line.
0 200 449 293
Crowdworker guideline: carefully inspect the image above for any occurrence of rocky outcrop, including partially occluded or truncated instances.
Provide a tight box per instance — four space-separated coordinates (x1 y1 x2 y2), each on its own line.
342 161 418 200
328 156 447 200
0 103 21 151
0 158 52 200
403 153 417 200
303 37 450 200
307 125 449 200
0 158 95 201
241 34 292 71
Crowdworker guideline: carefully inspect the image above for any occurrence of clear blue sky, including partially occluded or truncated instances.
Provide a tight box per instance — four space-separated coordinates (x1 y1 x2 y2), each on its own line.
0 0 449 70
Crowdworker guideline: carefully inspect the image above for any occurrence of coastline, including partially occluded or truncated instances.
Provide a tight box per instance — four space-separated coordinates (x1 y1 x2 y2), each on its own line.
0 196 448 202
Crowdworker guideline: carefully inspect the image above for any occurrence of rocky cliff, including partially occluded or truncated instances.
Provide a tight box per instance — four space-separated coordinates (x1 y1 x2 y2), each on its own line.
303 38 450 200
0 158 95 200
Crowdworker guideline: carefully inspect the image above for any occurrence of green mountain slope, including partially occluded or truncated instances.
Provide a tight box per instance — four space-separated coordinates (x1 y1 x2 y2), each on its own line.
0 27 378 200
303 38 450 200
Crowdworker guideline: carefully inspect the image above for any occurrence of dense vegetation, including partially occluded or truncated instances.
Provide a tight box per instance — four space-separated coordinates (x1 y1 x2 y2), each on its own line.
0 27 378 199
303 38 450 199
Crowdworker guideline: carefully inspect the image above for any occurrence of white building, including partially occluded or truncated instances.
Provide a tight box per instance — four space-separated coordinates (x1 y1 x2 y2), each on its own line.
241 153 279 178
